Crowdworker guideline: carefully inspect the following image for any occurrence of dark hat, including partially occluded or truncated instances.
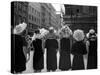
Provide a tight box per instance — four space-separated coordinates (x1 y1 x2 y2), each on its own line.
35 30 40 34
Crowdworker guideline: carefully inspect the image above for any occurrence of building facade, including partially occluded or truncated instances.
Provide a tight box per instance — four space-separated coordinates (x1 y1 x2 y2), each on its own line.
56 14 61 29
11 1 28 28
28 2 59 34
28 2 41 34
41 3 59 30
41 3 50 29
63 5 97 33
49 4 58 30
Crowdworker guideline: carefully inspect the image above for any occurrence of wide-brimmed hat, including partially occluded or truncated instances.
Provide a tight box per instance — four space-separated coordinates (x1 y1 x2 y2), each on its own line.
73 29 85 41
13 22 27 34
89 29 95 34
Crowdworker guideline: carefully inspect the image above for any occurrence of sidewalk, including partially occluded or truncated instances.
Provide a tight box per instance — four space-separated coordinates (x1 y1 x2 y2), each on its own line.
23 50 87 73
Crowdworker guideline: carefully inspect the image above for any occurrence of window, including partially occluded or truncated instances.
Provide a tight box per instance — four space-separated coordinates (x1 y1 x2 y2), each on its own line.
34 9 36 14
19 15 22 23
18 3 22 10
37 11 38 16
32 24 34 29
76 9 80 13
29 14 31 20
38 12 39 16
83 6 89 14
38 11 40 16
39 12 40 17
29 6 32 12
34 17 36 22
37 11 38 15
32 16 33 21
37 19 38 24
14 2 17 8
32 8 34 13
37 18 39 23
14 15 16 26
29 23 32 29
29 23 31 28
33 16 34 22
36 10 37 15
23 18 26 22
35 10 37 15
31 16 33 21
38 19 40 24
29 6 31 11
36 18 37 23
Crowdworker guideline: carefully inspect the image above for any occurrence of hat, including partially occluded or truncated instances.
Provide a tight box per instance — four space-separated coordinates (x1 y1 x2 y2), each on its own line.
49 27 54 30
86 29 95 38
34 30 40 34
89 29 95 34
49 27 55 33
60 26 72 37
13 22 27 34
39 28 49 37
73 29 85 41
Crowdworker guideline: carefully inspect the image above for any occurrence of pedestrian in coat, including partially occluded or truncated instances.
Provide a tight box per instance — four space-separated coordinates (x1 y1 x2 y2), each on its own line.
71 29 87 70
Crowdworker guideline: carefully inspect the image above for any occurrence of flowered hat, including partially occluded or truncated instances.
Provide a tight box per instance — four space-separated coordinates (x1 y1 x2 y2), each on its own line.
73 29 85 41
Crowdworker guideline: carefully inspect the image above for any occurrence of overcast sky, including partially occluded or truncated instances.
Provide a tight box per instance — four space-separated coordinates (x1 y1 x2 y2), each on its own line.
52 3 61 11
52 3 65 14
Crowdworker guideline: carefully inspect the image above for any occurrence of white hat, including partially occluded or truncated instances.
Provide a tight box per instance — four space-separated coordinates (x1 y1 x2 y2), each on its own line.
89 29 95 34
39 28 49 37
86 29 95 38
49 27 54 30
13 22 27 34
73 29 85 41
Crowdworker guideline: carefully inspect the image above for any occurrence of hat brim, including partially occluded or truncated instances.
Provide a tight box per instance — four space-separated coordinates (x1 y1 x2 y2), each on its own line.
13 22 27 34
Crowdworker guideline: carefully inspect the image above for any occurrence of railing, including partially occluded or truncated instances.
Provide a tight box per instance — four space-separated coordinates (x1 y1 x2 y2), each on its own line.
64 21 97 24
63 14 97 18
